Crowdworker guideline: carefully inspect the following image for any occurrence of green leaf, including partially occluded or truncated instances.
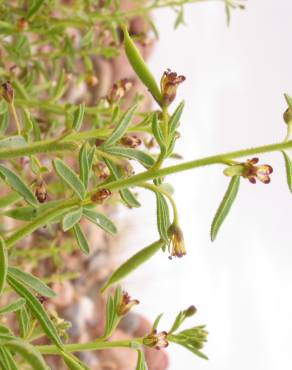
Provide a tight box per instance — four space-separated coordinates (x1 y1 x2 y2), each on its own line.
2 206 38 221
53 159 86 200
73 224 90 255
0 338 49 370
0 347 18 370
0 136 27 149
103 146 155 168
0 236 8 297
51 68 66 102
210 176 240 241
0 165 38 207
72 103 85 132
136 349 148 370
151 113 166 154
0 192 21 208
105 159 141 208
83 208 117 235
61 352 90 370
7 274 63 348
27 0 46 19
284 93 292 109
103 286 122 338
17 305 30 338
8 267 56 298
0 110 9 135
156 193 171 242
79 143 89 187
282 151 292 193
101 239 164 292
62 208 83 231
123 26 162 104
0 298 26 315
104 104 138 146
169 101 185 135
152 313 163 331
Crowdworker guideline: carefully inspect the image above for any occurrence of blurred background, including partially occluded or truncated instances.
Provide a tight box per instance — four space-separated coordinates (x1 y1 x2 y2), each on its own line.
117 0 292 369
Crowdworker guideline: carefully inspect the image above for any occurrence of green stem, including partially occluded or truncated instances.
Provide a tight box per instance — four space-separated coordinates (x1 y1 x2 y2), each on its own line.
5 139 292 248
0 139 78 160
37 339 141 355
140 182 179 224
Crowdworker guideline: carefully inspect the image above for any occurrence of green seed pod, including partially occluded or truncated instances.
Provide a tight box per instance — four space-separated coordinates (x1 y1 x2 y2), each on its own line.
122 25 162 105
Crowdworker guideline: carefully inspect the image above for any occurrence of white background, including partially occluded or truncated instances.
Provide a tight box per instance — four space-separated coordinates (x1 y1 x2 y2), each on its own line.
119 1 292 369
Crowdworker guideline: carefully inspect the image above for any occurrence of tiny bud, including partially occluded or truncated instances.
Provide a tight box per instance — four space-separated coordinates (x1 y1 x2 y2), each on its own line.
168 224 186 258
86 74 99 88
121 135 142 148
17 18 28 32
184 305 197 317
36 294 48 304
283 108 292 125
1 81 14 103
91 188 111 204
35 180 48 203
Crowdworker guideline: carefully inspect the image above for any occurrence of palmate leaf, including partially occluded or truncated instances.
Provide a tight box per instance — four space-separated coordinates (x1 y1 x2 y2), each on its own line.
7 275 63 349
210 176 240 241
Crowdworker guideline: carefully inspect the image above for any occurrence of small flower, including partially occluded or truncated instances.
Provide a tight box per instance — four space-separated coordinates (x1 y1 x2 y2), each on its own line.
1 81 14 103
168 224 186 258
121 134 142 148
160 69 185 106
91 188 112 204
143 330 169 350
35 180 48 203
107 78 133 103
224 158 273 184
117 291 139 316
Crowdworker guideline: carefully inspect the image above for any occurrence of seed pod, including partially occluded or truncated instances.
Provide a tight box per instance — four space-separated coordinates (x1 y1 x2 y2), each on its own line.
35 180 47 203
91 188 111 204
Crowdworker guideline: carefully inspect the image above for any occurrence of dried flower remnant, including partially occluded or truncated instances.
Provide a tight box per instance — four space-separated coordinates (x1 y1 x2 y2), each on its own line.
93 162 110 180
35 180 48 203
36 294 48 304
17 18 28 32
143 330 169 350
91 188 112 203
121 134 142 148
107 78 133 103
117 291 139 316
168 224 186 258
160 69 185 106
86 74 99 88
224 158 273 184
1 81 14 103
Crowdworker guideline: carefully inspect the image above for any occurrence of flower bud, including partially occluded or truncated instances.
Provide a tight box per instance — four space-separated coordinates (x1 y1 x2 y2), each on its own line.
121 135 142 148
160 69 185 106
117 291 139 316
91 188 111 204
283 108 292 125
184 305 197 317
1 81 14 103
86 74 99 88
168 224 186 258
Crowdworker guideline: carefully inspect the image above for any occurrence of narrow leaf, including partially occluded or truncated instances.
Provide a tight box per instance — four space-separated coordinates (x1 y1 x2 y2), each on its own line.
53 159 86 200
282 151 292 193
136 350 148 370
0 236 8 297
210 176 240 241
72 103 85 132
79 143 89 187
7 275 63 348
8 267 56 298
83 208 117 235
104 104 137 146
0 339 49 370
156 193 171 242
62 208 83 231
101 239 164 292
0 347 18 370
151 113 166 153
103 146 155 168
169 100 185 135
0 165 38 207
62 351 90 370
27 0 45 19
17 305 30 338
0 298 26 315
73 224 90 255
